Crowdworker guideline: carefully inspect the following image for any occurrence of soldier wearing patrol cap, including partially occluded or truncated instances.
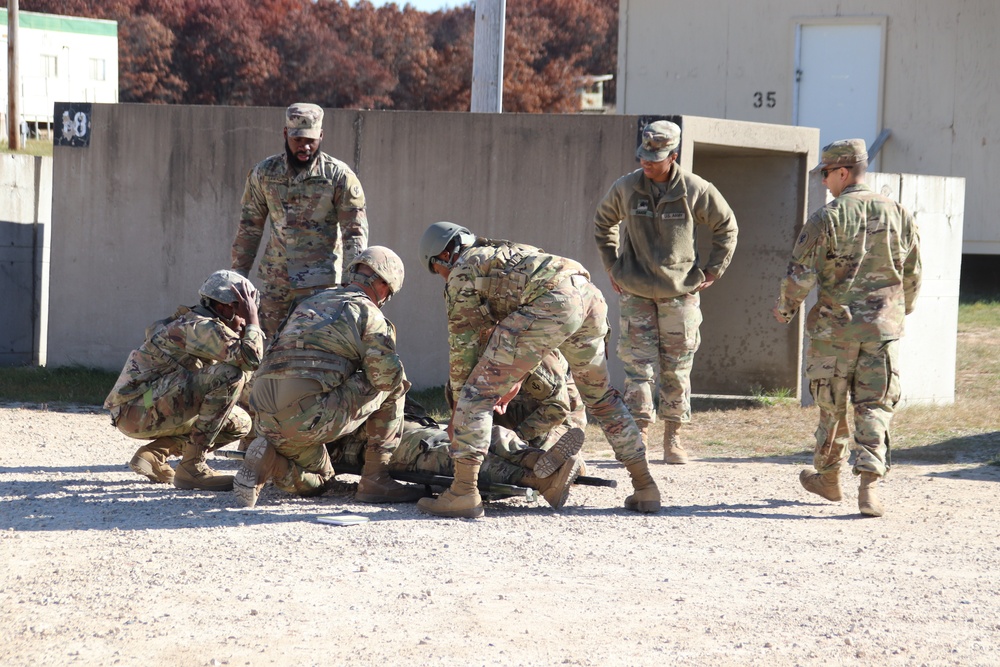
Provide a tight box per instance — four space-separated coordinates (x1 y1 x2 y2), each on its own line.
594 119 738 465
231 102 369 338
773 138 922 517
233 247 424 509
104 270 264 491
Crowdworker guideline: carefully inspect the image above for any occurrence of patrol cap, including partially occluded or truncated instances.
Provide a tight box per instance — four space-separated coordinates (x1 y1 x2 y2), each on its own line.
811 138 868 173
636 120 681 162
285 103 323 139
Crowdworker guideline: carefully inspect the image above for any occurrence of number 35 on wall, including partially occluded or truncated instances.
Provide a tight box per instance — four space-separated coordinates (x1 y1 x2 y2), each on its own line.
753 92 777 108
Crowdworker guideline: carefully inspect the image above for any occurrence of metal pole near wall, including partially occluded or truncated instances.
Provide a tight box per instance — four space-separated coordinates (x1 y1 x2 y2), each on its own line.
470 0 505 113
7 0 22 150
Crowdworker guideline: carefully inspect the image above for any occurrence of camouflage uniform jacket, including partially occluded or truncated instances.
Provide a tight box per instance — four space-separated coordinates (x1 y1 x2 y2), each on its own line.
594 165 738 298
231 152 368 291
444 240 588 406
255 286 405 394
103 305 264 409
777 183 922 341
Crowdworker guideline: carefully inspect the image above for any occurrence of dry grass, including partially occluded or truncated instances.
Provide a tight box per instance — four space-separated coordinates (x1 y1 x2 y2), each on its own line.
583 301 1000 466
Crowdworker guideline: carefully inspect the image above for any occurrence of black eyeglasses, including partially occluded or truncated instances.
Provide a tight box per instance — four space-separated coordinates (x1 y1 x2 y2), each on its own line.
821 166 844 178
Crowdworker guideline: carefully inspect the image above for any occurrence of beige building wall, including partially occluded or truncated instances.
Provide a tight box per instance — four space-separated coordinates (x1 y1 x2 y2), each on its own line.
618 0 998 255
44 104 815 396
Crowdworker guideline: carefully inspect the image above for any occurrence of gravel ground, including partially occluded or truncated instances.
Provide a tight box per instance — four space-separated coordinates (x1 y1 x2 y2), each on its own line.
2 403 999 667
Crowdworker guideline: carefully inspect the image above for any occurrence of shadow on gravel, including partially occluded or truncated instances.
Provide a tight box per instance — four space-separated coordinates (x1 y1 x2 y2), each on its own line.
893 431 1000 466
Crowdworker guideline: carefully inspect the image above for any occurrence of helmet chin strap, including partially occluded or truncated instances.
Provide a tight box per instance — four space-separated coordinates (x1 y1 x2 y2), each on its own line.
348 270 391 307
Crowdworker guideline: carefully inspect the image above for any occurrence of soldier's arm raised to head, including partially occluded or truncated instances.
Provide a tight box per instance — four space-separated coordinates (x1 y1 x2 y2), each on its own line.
185 319 264 372
232 168 269 278
336 170 369 270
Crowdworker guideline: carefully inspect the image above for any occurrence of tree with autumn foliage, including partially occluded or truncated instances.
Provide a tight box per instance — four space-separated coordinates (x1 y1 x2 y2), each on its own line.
11 0 617 112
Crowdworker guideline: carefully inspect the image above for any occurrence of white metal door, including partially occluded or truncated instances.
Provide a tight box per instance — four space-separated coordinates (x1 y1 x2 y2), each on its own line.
794 22 884 165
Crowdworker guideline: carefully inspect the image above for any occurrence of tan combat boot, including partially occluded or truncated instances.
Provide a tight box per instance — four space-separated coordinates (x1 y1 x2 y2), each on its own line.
858 472 884 517
356 451 425 503
663 421 689 464
174 441 235 492
233 436 286 508
799 468 843 502
417 458 484 518
128 437 176 484
532 427 585 478
520 453 584 509
623 459 661 513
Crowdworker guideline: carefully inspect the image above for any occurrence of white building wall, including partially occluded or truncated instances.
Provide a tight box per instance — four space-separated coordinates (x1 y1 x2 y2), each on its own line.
0 9 118 129
617 0 998 255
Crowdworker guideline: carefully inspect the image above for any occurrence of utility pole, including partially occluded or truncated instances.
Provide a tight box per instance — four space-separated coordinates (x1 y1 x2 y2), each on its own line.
469 0 505 113
7 0 22 150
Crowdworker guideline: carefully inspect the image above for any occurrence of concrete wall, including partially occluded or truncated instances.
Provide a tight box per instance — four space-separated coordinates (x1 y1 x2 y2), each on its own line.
0 154 51 366
45 104 816 396
617 0 999 255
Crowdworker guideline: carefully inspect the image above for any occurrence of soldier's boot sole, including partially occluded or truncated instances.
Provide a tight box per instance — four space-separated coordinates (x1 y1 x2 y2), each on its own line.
533 427 585 479
799 469 842 502
417 490 484 519
232 436 270 508
129 448 174 484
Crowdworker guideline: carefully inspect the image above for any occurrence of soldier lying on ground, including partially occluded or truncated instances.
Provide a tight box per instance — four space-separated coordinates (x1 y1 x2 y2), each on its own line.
104 270 264 491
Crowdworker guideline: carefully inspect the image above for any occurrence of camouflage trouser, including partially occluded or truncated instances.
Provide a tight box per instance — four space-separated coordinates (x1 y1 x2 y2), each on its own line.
494 377 587 450
452 276 644 464
390 423 537 486
258 281 329 339
806 339 900 477
251 372 405 496
618 291 702 425
109 363 251 450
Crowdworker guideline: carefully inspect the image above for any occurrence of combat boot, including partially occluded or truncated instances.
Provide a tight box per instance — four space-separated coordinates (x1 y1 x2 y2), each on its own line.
174 442 234 492
858 472 884 517
663 421 689 464
532 427 585 478
417 458 484 518
233 436 286 508
521 454 583 509
128 438 175 484
623 459 661 513
799 468 842 502
356 451 425 503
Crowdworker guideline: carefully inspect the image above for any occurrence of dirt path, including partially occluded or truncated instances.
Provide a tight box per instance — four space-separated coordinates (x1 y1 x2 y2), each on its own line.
3 404 999 666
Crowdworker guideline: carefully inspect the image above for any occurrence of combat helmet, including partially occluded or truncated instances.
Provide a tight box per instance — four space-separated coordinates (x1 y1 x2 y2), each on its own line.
419 222 476 274
199 270 253 305
347 246 405 306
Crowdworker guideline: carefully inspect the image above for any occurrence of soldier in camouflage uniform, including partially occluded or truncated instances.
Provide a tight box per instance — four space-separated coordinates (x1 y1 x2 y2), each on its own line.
104 270 264 491
416 222 661 519
231 103 368 338
774 139 921 517
595 120 738 464
233 247 424 508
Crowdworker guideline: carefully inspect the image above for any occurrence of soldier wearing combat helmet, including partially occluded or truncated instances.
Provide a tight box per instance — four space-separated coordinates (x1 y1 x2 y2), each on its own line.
416 222 660 519
234 246 423 508
774 138 922 517
104 270 264 491
231 103 369 338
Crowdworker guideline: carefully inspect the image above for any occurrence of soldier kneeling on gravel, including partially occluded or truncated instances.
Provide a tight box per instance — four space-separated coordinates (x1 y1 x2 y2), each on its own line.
105 270 264 491
233 246 423 508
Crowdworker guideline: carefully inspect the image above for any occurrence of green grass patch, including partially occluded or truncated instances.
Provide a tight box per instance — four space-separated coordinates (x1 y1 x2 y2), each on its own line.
0 365 117 405
0 137 54 157
958 300 1000 329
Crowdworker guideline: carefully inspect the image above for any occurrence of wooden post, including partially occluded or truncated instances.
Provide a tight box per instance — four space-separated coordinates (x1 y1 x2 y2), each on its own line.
470 0 505 113
7 0 22 150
